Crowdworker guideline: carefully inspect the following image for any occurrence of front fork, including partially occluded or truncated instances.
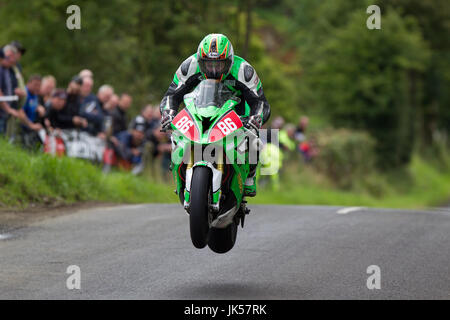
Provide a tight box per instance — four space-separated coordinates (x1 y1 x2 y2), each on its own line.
183 146 224 213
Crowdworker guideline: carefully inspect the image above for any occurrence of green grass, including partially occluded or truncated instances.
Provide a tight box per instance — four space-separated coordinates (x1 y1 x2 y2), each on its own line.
252 156 450 209
1 139 449 210
0 139 175 209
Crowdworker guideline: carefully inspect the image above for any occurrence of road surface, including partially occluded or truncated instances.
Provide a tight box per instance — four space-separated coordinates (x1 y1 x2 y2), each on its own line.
0 204 449 299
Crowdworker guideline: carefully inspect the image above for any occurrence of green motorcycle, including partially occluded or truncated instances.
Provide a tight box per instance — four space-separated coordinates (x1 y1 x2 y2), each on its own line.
168 79 255 253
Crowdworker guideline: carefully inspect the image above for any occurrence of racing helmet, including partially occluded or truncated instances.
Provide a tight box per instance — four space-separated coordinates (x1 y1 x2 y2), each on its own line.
197 33 234 80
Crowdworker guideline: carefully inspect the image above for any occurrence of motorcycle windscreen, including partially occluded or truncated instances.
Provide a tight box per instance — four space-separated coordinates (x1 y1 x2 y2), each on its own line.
208 110 243 143
171 108 200 142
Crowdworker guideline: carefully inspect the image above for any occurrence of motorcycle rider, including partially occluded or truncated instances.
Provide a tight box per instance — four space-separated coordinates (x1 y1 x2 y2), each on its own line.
160 33 271 197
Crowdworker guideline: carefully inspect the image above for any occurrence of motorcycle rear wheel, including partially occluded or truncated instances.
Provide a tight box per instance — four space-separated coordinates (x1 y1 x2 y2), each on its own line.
208 222 238 254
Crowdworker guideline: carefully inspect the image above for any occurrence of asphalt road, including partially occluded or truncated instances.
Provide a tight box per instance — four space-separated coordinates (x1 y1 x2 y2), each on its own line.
0 204 449 299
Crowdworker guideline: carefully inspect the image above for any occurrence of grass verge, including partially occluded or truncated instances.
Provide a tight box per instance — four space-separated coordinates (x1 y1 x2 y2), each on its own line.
1 139 448 210
0 139 174 209
252 156 450 209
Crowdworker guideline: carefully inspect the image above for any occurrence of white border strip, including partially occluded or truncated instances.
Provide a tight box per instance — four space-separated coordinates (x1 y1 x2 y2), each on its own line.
336 207 366 215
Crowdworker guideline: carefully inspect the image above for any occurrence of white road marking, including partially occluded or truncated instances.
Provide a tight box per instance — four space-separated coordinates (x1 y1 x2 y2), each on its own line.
0 233 13 240
337 207 366 215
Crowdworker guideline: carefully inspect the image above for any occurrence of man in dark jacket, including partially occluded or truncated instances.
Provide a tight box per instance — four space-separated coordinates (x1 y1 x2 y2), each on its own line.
110 120 146 165
80 84 113 136
0 45 20 134
129 105 160 140
80 75 96 105
44 89 87 131
111 93 132 135
64 76 84 127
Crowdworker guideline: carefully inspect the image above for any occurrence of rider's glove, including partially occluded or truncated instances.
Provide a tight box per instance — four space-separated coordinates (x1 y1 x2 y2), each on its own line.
245 114 262 132
161 109 176 130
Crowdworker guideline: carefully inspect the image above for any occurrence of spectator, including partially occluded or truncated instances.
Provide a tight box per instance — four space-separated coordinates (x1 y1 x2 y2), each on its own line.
17 75 45 147
286 124 296 140
279 123 296 152
110 120 146 165
129 105 160 138
43 89 67 131
271 116 285 130
80 84 113 136
111 93 132 134
80 74 96 105
142 105 154 122
79 69 93 79
39 75 56 106
147 124 172 171
102 94 119 136
103 94 119 114
147 106 162 139
18 75 45 131
9 41 27 107
294 116 309 143
65 76 86 128
151 105 162 123
0 45 20 134
10 41 26 68
44 88 87 131
294 116 316 161
261 115 284 145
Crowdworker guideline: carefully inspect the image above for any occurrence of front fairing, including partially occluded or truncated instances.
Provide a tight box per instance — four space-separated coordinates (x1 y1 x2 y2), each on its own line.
185 99 241 142
172 81 241 144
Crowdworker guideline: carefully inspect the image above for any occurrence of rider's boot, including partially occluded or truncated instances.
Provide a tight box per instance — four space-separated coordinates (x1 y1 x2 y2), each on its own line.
244 164 257 197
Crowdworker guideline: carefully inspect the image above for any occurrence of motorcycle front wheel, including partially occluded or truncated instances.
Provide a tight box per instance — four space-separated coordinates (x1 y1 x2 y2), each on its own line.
189 166 211 248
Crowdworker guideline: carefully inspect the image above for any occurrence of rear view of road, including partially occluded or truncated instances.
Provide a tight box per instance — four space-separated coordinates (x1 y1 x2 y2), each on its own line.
0 204 449 299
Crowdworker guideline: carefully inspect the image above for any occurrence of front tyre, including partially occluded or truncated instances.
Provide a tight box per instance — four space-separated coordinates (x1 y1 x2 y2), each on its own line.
189 166 211 248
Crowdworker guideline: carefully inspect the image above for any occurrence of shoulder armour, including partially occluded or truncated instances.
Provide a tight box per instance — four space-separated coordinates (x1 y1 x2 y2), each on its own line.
237 60 260 95
175 54 199 88
244 65 254 82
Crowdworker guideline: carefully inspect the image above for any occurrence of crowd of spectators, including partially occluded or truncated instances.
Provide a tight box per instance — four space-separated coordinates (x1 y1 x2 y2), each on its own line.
264 115 318 162
0 40 316 179
0 40 170 174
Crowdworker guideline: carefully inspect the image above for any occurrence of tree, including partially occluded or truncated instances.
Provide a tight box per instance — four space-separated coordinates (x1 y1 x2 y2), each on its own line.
310 10 430 168
381 0 450 146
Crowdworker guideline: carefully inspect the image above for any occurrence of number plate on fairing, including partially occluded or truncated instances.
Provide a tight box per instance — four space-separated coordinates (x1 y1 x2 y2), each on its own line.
171 109 200 142
208 110 243 143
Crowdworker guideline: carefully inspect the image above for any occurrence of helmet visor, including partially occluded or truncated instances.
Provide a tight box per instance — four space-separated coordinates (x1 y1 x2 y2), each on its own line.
199 58 232 79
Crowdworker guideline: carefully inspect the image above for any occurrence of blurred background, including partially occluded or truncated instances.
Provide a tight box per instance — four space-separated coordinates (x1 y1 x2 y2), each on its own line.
0 0 448 209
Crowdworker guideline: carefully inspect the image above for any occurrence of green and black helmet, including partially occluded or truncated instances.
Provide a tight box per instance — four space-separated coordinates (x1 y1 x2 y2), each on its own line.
197 33 234 80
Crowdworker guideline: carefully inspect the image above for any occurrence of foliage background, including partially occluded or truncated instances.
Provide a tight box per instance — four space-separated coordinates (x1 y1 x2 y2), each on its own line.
0 0 448 207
